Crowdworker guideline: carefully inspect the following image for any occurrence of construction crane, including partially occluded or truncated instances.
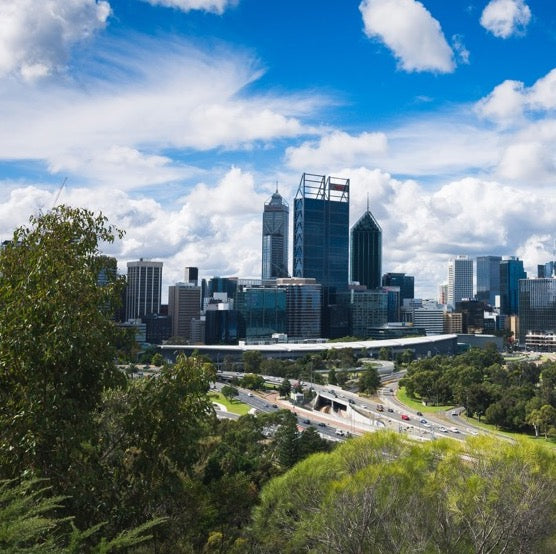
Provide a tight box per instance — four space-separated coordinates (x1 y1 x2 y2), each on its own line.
51 177 67 209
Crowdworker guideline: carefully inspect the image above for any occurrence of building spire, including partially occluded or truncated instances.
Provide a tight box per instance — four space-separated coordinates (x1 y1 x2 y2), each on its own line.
366 192 369 212
276 180 279 194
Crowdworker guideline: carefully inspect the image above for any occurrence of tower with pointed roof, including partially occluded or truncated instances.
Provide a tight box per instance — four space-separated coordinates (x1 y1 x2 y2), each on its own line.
350 201 382 290
262 185 289 280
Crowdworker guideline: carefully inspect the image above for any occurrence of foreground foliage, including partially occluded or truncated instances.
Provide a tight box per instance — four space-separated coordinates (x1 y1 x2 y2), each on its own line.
250 432 556 553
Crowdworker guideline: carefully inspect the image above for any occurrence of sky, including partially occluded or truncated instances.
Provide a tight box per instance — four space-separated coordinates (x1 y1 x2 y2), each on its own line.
1 0 555 300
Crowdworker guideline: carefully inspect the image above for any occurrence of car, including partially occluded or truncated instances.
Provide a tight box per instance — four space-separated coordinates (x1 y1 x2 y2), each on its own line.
438 426 448 433
450 427 460 433
451 411 458 416
301 418 311 424
247 392 253 397
317 422 326 427
335 429 345 436
419 418 428 424
401 414 410 421
376 404 384 412
348 399 355 404
416 411 423 416
387 407 394 413
272 404 278 408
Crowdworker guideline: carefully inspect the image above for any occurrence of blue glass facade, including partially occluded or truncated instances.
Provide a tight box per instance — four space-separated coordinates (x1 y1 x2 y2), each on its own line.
236 287 287 340
518 278 556 346
500 258 526 315
262 191 289 279
293 173 349 292
350 210 382 290
476 256 501 306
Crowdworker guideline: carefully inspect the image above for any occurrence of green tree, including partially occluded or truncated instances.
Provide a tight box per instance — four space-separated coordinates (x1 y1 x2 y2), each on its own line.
151 352 165 367
527 404 556 439
221 385 239 402
240 373 266 390
0 206 125 484
328 367 338 385
278 378 292 397
358 364 381 394
242 350 263 373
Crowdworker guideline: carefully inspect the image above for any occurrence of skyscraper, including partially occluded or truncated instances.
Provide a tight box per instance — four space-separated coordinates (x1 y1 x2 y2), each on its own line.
293 173 349 291
382 272 414 303
350 205 382 290
184 266 199 286
500 257 527 315
518 278 556 348
168 282 201 341
262 187 289 280
126 259 163 320
447 255 473 308
476 255 501 306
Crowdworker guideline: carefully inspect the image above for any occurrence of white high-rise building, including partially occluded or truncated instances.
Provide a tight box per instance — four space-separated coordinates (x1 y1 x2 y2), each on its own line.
447 255 473 308
126 259 163 320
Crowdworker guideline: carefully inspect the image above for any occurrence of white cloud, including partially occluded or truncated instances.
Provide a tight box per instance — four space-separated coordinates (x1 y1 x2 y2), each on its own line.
451 34 470 65
285 131 388 171
475 79 526 124
497 141 555 182
480 0 531 39
476 68 556 125
0 0 110 80
140 0 237 14
0 37 321 189
359 0 455 73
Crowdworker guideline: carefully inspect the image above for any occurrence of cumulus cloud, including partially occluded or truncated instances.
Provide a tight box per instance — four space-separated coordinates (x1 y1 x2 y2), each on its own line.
0 37 321 188
0 0 110 80
480 0 531 39
476 68 556 125
497 141 555 182
285 131 388 171
140 0 237 14
359 0 455 73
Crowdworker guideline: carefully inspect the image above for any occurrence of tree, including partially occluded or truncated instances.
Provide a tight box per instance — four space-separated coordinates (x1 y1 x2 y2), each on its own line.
242 350 263 373
221 385 239 402
328 367 338 385
278 378 291 397
250 432 556 553
151 352 165 367
0 206 125 484
527 404 556 439
240 373 266 390
358 365 381 394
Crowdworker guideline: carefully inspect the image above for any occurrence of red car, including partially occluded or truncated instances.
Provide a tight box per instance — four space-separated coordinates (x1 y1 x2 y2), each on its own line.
401 414 410 421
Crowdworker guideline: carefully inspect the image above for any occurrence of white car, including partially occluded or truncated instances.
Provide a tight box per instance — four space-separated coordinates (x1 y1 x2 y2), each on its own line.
450 427 460 433
438 426 448 433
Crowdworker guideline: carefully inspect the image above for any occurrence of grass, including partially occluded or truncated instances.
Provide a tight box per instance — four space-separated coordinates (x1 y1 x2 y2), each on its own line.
209 392 252 416
396 387 453 414
459 414 556 449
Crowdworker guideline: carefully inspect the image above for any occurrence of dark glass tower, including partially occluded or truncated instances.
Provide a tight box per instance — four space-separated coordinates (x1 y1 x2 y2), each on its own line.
476 255 501 306
500 257 526 315
293 173 349 291
262 188 289 280
350 207 382 290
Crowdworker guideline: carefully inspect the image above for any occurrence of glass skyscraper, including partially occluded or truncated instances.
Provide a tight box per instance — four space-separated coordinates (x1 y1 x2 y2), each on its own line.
261 188 289 280
293 173 349 291
350 207 382 290
500 257 526 315
518 278 556 347
476 255 501 306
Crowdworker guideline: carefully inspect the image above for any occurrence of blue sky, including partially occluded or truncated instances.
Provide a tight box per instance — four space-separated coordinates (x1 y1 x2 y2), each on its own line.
0 0 555 299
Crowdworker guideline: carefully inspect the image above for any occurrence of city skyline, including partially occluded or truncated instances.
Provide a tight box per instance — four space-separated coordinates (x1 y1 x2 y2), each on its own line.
1 1 555 299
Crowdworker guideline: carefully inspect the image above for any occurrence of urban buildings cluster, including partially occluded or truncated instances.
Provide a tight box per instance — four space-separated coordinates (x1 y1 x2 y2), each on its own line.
116 173 556 352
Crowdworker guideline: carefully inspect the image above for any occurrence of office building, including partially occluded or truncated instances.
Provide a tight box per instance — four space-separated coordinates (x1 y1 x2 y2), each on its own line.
413 302 445 335
262 188 289 280
518 278 556 349
350 206 382 290
336 288 388 339
293 173 349 291
455 299 486 334
500 257 526 316
293 173 349 337
236 286 287 340
382 272 414 303
538 261 555 279
276 277 322 340
447 255 473 308
476 255 501 306
184 266 199 286
168 282 201 342
126 259 162 320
